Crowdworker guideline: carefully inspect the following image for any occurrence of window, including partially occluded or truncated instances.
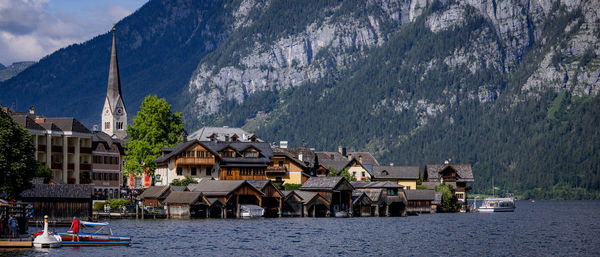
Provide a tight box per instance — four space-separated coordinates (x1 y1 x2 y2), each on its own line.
278 161 284 167
456 193 464 199
387 188 398 196
361 172 365 177
104 122 110 129
205 167 211 176
104 156 109 164
244 151 257 158
176 167 183 176
226 168 232 176
191 167 197 176
116 122 123 130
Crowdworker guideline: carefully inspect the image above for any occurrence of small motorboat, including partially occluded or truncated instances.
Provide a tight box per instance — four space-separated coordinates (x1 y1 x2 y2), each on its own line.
239 204 264 218
34 221 131 246
478 197 516 212
33 215 62 248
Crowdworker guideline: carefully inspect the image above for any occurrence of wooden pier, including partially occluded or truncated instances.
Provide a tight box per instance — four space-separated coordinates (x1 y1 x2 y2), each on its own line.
0 237 33 248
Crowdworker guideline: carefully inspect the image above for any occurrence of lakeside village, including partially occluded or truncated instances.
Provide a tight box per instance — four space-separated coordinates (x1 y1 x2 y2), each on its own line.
0 28 476 244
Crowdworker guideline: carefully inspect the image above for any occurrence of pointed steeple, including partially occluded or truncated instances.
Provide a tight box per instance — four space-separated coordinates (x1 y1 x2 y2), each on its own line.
106 26 123 111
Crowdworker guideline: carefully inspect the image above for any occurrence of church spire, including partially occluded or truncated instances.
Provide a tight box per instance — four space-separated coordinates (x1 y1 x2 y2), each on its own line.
106 26 123 111
102 26 127 140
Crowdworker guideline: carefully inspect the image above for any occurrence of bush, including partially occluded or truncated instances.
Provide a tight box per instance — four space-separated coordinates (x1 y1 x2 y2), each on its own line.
107 198 130 209
93 201 106 212
435 183 458 212
170 176 198 186
283 184 302 190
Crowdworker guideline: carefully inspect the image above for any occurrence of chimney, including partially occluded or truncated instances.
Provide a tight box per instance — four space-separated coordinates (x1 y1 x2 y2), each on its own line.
29 106 35 114
298 154 303 161
224 135 229 142
280 141 288 149
347 153 352 161
338 146 346 157
359 155 363 163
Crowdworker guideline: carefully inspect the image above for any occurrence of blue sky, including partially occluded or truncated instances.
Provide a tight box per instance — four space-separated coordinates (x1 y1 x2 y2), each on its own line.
0 0 148 66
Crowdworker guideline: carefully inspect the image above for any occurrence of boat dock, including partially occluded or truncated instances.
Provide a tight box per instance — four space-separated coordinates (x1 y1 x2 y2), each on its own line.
0 237 33 248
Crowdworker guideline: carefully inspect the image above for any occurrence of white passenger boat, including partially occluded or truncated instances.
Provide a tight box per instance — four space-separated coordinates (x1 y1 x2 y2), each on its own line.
240 204 264 217
478 197 516 212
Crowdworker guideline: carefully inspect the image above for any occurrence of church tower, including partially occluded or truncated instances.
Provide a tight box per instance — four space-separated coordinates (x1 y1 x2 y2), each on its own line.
102 27 127 139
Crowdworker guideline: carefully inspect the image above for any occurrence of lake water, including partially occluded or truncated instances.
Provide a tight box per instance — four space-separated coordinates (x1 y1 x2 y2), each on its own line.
2 200 599 256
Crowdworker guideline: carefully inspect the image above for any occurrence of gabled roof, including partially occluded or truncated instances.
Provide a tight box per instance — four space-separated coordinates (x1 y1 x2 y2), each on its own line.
275 147 316 168
139 186 170 199
356 189 383 202
20 184 93 199
319 159 351 172
272 150 308 169
163 192 207 205
300 177 354 191
10 113 91 134
352 191 373 206
187 180 264 197
92 131 125 154
294 191 331 204
425 164 474 182
187 127 260 142
405 190 435 201
372 166 419 180
316 151 379 166
153 140 220 163
350 181 404 189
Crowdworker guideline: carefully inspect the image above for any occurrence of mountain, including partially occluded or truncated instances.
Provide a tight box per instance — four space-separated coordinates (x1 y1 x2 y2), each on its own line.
0 0 231 125
0 61 35 82
1 0 599 199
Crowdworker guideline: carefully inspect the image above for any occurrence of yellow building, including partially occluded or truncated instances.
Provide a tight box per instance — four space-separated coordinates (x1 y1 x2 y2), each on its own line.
267 151 310 185
371 166 420 190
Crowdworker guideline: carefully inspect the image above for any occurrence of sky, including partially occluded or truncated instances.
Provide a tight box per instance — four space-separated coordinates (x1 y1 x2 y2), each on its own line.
0 0 148 66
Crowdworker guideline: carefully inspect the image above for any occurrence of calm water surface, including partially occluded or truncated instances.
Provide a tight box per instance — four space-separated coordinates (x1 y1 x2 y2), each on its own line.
2 200 599 256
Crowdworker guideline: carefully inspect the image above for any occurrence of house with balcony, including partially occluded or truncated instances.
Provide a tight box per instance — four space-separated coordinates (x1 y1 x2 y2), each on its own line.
153 139 273 185
8 107 93 185
422 163 474 204
91 131 125 199
267 150 310 185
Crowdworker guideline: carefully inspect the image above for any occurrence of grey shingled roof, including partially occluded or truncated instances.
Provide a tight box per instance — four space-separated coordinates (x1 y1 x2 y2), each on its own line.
163 192 204 204
356 189 383 202
272 150 308 169
187 127 259 142
9 113 91 134
425 164 474 182
352 191 373 205
20 184 93 199
301 177 354 191
372 166 419 180
350 181 403 189
319 159 350 172
405 190 435 201
170 186 187 192
139 186 170 199
276 147 316 168
92 131 125 154
316 151 379 166
187 180 264 197
294 191 330 204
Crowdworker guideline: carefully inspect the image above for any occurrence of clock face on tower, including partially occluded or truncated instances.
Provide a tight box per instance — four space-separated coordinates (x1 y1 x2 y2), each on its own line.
115 107 123 116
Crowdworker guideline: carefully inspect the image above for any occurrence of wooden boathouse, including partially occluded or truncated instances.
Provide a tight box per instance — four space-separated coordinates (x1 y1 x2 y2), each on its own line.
20 183 93 221
163 192 211 218
187 180 264 218
300 177 354 217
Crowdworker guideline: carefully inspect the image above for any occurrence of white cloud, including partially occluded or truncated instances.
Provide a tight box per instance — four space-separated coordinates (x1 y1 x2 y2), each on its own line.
0 0 138 66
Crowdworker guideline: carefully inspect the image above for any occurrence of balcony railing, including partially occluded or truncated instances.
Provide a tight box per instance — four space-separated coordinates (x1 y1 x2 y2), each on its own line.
266 167 287 174
51 146 63 153
175 158 215 166
37 145 46 151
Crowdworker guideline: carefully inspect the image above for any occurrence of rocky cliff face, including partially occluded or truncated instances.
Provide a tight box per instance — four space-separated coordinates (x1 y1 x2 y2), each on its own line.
0 61 35 82
185 0 599 124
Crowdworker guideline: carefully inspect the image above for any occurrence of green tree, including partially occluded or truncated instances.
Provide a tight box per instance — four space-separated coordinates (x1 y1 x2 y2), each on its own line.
35 162 53 183
170 176 198 186
327 167 356 181
0 111 38 198
125 95 184 176
435 183 458 212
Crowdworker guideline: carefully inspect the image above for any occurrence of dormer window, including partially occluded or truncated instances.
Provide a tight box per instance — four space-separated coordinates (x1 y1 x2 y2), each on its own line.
244 151 257 158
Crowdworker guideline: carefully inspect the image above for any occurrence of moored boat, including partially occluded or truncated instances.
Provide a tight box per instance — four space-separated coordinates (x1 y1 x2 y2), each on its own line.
34 221 131 245
478 197 516 212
